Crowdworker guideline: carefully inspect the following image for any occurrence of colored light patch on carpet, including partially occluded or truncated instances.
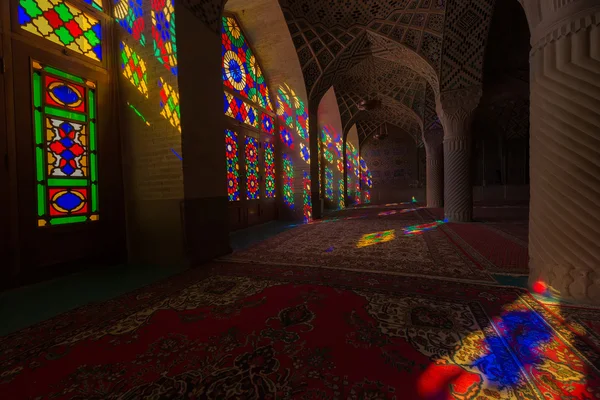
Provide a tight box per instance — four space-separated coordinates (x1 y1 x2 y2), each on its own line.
357 230 395 248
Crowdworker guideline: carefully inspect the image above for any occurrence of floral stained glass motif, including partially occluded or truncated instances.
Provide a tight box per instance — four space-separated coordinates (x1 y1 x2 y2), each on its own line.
222 16 273 112
224 92 259 129
264 142 275 198
338 179 345 209
158 77 180 132
261 114 274 135
225 129 240 201
120 42 148 98
18 0 103 62
83 0 103 11
276 85 295 129
300 143 310 164
245 136 259 200
32 61 99 226
303 172 312 223
280 126 294 149
283 153 294 209
151 0 177 76
114 0 145 46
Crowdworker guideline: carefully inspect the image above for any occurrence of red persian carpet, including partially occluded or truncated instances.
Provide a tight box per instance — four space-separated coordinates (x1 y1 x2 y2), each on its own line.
1 262 600 399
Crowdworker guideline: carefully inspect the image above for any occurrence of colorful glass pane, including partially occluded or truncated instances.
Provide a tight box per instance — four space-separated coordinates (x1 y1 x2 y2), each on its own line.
245 136 259 200
261 113 274 135
337 158 344 174
279 126 294 149
283 153 294 209
120 42 148 98
114 0 146 46
222 16 273 112
364 189 371 204
32 61 99 226
265 142 276 198
158 77 180 132
19 0 103 61
338 178 345 209
224 92 259 129
325 167 333 201
151 0 177 76
225 129 239 201
318 140 322 197
83 0 103 11
300 142 310 164
303 172 312 223
276 85 295 129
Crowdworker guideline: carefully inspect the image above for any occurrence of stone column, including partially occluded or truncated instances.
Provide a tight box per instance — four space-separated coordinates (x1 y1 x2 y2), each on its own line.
436 87 482 222
519 1 600 304
422 129 444 208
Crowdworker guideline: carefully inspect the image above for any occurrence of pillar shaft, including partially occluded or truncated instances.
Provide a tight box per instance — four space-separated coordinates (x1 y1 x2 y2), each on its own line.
521 2 600 304
423 129 444 208
437 87 482 222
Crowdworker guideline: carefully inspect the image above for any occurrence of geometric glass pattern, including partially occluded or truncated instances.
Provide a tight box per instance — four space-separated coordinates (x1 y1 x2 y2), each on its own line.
114 0 146 46
222 16 272 112
300 142 310 164
364 189 371 204
303 171 312 223
296 98 309 140
83 0 103 11
283 153 294 209
31 61 99 226
225 129 239 201
19 0 103 62
261 113 274 135
325 167 333 201
276 85 295 129
337 158 344 174
264 141 275 198
158 77 180 132
224 92 259 129
245 136 259 200
151 0 177 76
120 42 148 98
279 126 294 149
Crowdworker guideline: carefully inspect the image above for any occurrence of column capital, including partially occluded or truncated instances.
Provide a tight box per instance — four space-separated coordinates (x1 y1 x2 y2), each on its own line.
422 128 444 155
436 86 482 139
518 0 600 49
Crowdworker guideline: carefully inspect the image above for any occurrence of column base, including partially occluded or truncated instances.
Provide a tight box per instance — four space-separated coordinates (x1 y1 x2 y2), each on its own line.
444 210 472 222
427 199 443 208
529 260 600 306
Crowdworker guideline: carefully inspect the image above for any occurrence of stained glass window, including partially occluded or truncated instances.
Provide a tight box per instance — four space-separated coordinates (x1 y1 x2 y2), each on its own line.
279 126 294 149
303 172 312 223
325 167 333 201
158 77 180 132
152 0 177 76
120 42 148 98
18 0 103 62
300 143 310 164
265 142 275 198
114 0 146 46
245 136 259 200
276 86 295 129
83 0 103 11
225 129 240 201
283 153 294 209
337 159 344 174
222 16 273 111
364 189 371 204
32 61 99 226
224 92 259 129
261 114 274 135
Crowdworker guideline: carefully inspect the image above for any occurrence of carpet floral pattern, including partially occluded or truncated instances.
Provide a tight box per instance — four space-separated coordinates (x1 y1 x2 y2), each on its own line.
222 207 495 283
1 263 599 399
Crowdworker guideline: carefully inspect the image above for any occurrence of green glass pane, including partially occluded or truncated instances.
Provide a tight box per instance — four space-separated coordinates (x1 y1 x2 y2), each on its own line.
32 73 42 108
43 66 85 83
89 121 96 152
34 110 43 145
83 30 100 47
92 2 102 11
50 216 87 225
35 147 44 181
21 0 43 18
54 26 75 46
88 90 96 119
53 3 73 22
45 106 86 122
47 178 88 187
91 183 98 212
37 184 45 217
90 153 97 182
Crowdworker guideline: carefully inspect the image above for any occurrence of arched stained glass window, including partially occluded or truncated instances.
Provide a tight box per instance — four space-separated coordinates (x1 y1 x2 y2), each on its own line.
114 0 146 46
